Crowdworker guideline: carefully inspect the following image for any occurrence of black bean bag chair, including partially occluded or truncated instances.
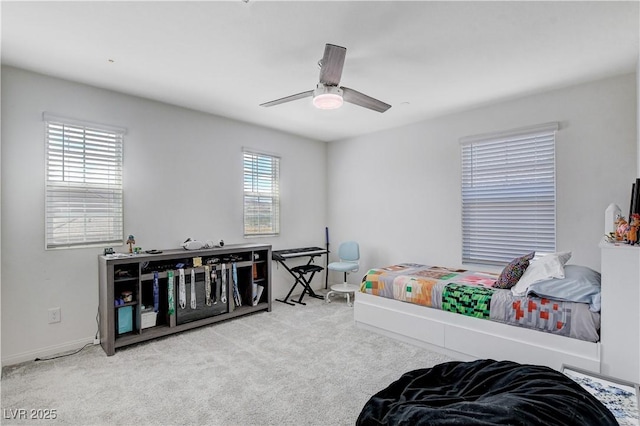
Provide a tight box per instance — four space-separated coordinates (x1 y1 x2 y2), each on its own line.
357 359 616 425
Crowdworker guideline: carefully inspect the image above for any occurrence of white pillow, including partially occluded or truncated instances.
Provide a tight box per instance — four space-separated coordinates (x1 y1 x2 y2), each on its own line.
511 251 572 296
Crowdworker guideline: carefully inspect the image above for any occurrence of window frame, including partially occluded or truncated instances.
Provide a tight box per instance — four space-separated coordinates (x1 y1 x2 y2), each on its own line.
44 113 125 250
460 122 558 265
243 149 280 237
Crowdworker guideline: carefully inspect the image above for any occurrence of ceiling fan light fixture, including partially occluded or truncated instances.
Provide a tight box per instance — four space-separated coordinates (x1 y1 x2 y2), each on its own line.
313 93 343 109
313 84 343 110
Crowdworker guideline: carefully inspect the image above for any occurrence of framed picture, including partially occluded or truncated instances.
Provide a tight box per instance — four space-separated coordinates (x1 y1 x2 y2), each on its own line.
562 364 639 426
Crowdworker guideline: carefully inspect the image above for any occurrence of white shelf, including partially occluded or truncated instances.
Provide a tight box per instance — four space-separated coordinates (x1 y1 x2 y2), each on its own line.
600 240 640 383
599 237 640 251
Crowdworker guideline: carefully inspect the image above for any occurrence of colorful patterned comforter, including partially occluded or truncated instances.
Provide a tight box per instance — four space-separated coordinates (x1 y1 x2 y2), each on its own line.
360 263 600 342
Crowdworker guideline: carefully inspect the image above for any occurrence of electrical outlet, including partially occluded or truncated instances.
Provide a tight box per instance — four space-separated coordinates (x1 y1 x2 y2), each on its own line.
48 307 61 324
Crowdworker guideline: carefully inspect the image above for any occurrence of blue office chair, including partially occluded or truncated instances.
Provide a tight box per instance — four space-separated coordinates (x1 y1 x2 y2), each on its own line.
325 241 360 306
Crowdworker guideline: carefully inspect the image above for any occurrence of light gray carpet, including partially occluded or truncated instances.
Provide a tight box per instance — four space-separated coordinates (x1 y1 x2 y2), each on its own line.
1 295 452 425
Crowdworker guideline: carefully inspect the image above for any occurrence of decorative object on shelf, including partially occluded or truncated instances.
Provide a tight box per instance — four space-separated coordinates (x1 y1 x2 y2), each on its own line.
232 263 242 307
253 285 264 306
205 265 212 306
211 267 218 305
220 264 227 304
605 203 622 235
167 270 175 315
104 247 114 255
126 235 135 253
153 272 159 312
182 238 222 250
616 216 630 241
628 214 640 246
630 179 640 220
178 268 186 309
190 269 197 309
121 291 133 303
182 238 204 250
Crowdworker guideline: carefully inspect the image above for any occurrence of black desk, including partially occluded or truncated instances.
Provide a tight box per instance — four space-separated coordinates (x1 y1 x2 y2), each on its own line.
273 247 328 306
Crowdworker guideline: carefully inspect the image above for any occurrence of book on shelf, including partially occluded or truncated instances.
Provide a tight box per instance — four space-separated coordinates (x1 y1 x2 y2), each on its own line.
252 284 264 306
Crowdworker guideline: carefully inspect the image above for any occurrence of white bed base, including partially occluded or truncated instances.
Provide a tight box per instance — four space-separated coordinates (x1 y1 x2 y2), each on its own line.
354 292 601 373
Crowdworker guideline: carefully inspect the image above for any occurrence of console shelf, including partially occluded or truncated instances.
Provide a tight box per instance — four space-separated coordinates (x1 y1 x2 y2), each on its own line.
98 243 271 356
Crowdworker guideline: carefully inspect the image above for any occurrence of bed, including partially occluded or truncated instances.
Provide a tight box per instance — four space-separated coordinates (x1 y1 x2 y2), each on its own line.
354 253 603 372
357 359 617 425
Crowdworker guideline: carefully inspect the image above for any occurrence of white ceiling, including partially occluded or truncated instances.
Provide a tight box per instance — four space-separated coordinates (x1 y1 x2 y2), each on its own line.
2 1 638 142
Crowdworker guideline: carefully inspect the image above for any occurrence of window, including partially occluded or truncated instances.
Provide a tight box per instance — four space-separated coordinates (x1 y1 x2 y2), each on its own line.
243 150 280 236
461 122 558 265
45 113 125 249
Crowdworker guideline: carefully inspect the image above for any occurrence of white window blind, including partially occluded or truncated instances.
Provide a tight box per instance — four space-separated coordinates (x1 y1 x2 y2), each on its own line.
461 123 558 265
243 150 280 236
45 114 125 249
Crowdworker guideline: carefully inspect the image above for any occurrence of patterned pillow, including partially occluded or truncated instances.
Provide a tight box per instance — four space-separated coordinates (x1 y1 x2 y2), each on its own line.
493 252 535 289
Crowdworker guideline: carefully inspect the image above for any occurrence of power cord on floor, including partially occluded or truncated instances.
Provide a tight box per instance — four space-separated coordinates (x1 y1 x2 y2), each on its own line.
34 307 101 362
34 343 93 362
95 306 100 343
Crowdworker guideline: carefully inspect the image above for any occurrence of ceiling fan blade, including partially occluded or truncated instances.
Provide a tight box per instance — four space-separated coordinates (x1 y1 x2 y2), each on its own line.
260 90 314 107
319 44 346 86
341 87 391 113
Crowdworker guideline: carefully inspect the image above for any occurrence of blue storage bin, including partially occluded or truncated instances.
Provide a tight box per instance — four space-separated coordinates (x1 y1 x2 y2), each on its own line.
117 305 133 334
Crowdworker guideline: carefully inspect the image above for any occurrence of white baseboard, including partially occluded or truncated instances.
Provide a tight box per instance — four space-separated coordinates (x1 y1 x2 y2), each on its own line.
1 337 96 367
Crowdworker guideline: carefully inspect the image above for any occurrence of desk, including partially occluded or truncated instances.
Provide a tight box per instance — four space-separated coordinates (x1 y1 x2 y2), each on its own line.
273 247 328 305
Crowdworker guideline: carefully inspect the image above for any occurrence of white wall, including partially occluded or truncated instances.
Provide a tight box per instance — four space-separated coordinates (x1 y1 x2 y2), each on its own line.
327 73 637 278
0 66 327 365
2 67 637 366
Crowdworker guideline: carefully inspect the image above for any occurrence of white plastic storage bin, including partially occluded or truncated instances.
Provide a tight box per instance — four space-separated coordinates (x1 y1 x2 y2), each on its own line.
141 310 157 329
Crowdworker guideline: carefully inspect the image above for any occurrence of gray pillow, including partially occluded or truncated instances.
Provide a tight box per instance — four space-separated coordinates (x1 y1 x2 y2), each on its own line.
525 265 601 312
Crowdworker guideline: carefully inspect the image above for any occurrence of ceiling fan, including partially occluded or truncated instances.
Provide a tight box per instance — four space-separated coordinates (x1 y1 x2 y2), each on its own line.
260 43 391 113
